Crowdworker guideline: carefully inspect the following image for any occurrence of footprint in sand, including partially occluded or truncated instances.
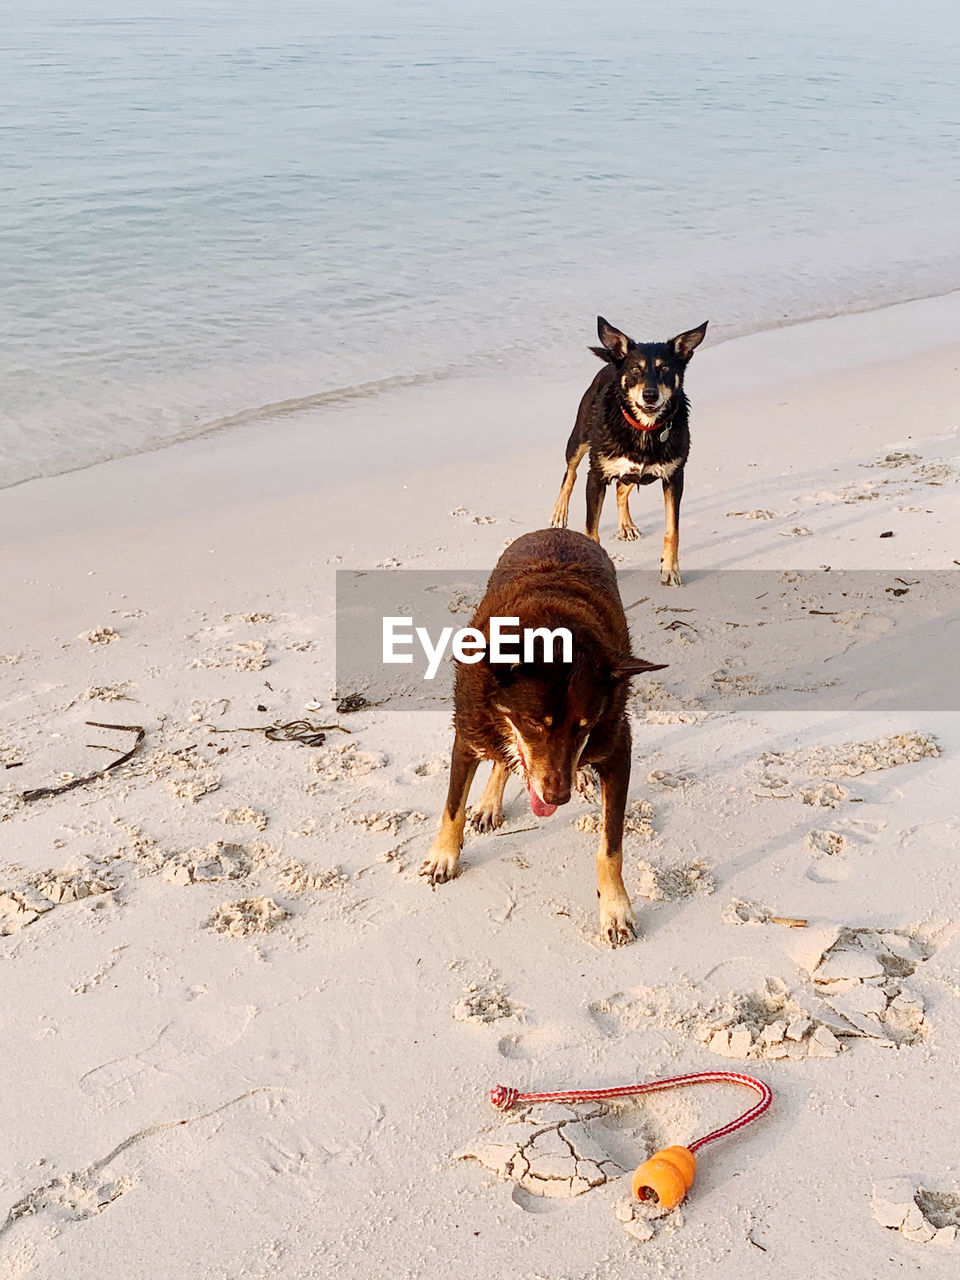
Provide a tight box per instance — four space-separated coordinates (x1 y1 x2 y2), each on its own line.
78 1005 257 1107
497 1024 584 1061
590 923 933 1062
805 817 885 882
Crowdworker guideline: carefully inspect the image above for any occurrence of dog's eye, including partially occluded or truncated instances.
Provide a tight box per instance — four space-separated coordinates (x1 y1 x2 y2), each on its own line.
578 717 589 728
543 715 553 727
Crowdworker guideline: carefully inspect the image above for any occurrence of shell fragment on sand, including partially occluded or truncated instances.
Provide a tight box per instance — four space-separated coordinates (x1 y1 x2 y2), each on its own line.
872 1181 960 1247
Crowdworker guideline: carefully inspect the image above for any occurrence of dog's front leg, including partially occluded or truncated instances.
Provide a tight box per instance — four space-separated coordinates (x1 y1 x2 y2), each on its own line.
470 760 509 833
616 481 640 541
593 735 635 946
420 736 479 884
585 468 607 543
549 442 588 529
661 468 684 586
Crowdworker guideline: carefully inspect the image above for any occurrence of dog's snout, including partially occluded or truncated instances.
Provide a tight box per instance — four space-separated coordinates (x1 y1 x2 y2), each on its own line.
540 775 571 807
641 387 659 405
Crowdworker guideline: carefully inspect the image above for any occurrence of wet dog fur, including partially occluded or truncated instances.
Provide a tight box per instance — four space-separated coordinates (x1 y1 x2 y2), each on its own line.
420 528 665 946
550 316 708 585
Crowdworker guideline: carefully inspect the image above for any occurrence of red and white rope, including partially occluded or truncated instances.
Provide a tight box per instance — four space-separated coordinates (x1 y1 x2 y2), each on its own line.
490 1070 771 1152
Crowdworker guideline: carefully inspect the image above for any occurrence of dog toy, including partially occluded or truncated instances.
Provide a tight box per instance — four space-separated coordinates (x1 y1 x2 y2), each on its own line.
490 1070 771 1210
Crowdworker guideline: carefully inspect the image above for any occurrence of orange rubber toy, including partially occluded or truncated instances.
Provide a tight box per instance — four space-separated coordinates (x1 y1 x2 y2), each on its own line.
631 1144 697 1209
490 1070 771 1210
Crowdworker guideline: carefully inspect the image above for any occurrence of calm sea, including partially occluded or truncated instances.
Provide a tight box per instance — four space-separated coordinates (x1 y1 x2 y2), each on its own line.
2 0 959 488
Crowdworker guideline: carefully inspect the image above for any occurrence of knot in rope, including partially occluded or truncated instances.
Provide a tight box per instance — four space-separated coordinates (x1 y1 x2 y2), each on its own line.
489 1084 519 1111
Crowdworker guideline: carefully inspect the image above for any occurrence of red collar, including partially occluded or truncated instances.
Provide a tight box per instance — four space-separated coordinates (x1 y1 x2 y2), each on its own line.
621 406 668 433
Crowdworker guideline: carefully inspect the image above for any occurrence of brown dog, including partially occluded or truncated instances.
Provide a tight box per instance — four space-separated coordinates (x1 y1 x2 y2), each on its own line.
420 528 664 945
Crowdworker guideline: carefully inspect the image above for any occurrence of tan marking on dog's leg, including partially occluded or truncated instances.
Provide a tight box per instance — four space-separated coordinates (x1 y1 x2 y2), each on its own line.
469 761 509 833
421 748 479 885
549 443 587 529
661 476 682 586
596 841 635 946
616 481 640 541
594 748 635 946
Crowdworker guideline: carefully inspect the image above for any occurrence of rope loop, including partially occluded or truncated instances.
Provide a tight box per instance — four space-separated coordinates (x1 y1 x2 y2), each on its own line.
488 1071 771 1150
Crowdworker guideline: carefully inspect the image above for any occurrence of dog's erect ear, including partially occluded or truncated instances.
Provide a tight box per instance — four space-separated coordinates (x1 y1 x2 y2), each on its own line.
610 655 668 679
594 316 631 363
669 321 708 362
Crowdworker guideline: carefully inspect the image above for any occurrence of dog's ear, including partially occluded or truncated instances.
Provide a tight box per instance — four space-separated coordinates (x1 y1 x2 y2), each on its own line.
610 655 668 679
669 321 708 362
489 659 525 687
595 316 631 362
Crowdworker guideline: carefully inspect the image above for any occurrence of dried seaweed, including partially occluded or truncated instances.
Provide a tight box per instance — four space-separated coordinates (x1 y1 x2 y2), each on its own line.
209 719 350 747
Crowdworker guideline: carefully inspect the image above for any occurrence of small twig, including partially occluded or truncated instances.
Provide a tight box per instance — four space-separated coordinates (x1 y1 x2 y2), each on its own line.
624 597 650 612
494 825 539 837
769 916 808 928
22 722 145 802
4 761 23 770
808 609 837 616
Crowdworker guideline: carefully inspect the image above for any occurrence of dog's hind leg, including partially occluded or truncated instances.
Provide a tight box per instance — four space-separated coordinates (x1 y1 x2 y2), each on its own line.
469 761 509 833
584 467 607 543
420 736 479 884
661 467 684 586
549 440 588 529
593 735 635 946
615 481 640 541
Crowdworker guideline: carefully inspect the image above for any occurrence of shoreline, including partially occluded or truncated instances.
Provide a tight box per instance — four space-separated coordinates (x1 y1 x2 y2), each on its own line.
3 286 960 584
5 283 960 501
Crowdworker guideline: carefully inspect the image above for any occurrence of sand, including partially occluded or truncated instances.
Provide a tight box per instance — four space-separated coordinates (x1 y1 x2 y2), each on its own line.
2 291 960 1277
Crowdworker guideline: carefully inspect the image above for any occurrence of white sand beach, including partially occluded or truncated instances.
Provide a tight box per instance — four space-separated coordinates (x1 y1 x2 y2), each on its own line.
2 292 960 1277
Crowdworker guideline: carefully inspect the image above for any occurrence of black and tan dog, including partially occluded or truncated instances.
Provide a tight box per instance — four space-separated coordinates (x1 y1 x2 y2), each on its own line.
550 316 708 585
420 528 664 946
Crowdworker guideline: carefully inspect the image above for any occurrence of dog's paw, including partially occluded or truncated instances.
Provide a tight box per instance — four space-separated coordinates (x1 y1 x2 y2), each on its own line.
549 510 569 530
617 523 641 542
419 848 461 884
469 805 503 834
598 897 637 948
660 565 682 586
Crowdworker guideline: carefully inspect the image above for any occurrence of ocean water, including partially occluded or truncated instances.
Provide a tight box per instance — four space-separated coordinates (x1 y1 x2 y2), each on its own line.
2 0 959 489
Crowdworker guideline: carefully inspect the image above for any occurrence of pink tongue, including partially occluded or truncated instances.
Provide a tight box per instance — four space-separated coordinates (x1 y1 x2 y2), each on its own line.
527 782 557 818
